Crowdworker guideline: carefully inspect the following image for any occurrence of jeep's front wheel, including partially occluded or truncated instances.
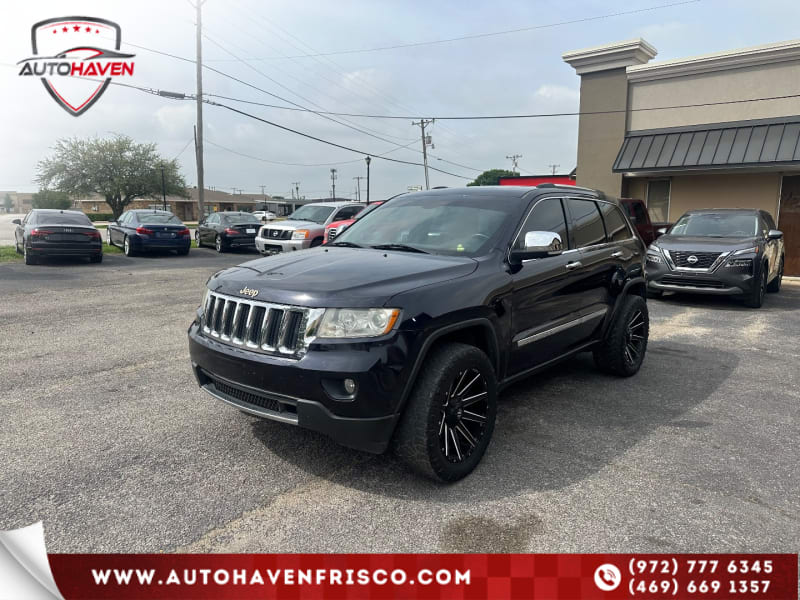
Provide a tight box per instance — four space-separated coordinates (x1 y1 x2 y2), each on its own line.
593 294 649 376
393 342 497 482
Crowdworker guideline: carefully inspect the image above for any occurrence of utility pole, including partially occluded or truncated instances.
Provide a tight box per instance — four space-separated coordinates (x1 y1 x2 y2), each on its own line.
292 182 300 201
160 164 167 211
412 119 434 189
192 0 206 219
547 163 560 175
506 154 522 174
353 176 364 202
330 168 337 200
365 156 371 205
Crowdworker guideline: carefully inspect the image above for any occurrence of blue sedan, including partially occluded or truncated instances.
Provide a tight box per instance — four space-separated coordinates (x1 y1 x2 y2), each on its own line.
107 210 191 256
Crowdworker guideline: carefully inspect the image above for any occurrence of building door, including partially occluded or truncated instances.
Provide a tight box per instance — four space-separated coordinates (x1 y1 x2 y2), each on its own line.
779 175 800 276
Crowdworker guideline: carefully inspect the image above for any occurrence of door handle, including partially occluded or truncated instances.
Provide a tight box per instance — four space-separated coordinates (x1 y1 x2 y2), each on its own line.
565 261 583 270
611 250 624 258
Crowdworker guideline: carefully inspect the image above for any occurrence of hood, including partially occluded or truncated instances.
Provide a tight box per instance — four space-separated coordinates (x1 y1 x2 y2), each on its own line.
653 234 758 253
263 219 320 230
207 247 478 307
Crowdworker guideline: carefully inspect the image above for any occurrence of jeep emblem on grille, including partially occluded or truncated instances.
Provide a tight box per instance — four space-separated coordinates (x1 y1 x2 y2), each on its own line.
239 286 259 298
687 255 698 264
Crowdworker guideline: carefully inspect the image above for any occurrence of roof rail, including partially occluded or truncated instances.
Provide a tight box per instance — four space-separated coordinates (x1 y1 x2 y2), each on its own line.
536 183 598 194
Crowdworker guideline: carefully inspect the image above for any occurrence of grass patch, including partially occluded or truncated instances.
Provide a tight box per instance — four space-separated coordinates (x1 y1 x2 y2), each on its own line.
103 242 123 254
0 246 21 262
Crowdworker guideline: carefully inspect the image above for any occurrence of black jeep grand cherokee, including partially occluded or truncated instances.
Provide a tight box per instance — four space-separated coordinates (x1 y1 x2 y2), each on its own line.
188 186 649 481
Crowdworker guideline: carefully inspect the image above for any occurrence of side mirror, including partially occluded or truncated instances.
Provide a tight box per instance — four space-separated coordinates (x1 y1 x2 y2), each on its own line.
656 227 668 235
767 229 783 240
11 218 21 225
510 231 563 264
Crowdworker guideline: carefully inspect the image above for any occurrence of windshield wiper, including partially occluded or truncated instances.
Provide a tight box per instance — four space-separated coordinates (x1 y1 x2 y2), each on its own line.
370 243 429 254
330 241 362 248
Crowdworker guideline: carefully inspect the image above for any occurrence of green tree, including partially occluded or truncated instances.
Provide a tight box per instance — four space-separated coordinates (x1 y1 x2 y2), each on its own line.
35 135 187 219
32 189 71 210
466 169 519 187
2 193 12 212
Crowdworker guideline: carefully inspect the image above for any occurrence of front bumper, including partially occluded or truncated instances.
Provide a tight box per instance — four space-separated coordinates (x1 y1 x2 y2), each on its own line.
188 321 412 453
646 258 756 295
255 236 310 254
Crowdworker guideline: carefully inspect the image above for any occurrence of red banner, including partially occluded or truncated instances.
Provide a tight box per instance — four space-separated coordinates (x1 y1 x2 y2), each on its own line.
47 553 797 599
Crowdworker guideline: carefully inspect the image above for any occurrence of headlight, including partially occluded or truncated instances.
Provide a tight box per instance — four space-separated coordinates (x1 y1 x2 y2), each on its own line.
646 247 663 264
316 308 400 338
292 229 310 240
733 246 758 256
725 258 753 269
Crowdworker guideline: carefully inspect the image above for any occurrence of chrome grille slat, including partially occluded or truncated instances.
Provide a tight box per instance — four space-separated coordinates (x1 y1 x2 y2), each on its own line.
202 291 310 359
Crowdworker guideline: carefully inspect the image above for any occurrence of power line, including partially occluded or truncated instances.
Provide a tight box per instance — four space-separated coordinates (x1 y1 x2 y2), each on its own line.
201 0 701 60
173 137 194 160
203 98 473 179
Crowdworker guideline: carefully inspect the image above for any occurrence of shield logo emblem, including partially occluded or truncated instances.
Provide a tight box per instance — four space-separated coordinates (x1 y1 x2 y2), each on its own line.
30 17 131 116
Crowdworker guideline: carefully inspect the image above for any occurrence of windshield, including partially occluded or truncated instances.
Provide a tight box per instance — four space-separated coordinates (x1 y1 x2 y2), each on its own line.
287 205 335 224
224 213 261 224
669 213 757 237
35 213 93 226
139 213 181 224
335 195 517 257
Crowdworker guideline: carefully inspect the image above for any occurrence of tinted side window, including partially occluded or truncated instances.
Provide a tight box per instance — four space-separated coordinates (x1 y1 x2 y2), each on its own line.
515 198 568 250
599 202 631 243
567 199 605 247
207 214 218 225
335 206 362 220
762 212 776 231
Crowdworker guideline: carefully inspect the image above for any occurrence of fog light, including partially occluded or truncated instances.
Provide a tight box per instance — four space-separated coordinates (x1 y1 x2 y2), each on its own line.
343 378 357 394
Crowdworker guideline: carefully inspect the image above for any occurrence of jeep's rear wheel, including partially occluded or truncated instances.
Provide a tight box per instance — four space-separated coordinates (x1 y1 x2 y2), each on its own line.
393 342 497 482
593 294 649 376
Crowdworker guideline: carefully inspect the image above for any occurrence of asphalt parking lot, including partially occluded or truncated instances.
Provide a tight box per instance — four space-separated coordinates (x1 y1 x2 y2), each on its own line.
1 247 798 553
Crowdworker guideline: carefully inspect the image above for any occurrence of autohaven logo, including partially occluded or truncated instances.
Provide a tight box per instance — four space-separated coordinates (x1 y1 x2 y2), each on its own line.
17 16 135 116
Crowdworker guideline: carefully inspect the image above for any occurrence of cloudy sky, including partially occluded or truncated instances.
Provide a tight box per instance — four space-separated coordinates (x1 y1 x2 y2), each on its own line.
2 0 800 200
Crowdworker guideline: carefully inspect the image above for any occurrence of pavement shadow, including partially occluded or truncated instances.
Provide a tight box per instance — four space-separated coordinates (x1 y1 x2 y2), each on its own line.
250 340 737 502
654 284 799 313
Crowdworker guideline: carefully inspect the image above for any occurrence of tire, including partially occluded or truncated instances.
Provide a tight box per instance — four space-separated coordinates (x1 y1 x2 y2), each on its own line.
744 266 767 308
23 245 37 265
766 257 783 293
195 230 202 247
123 235 136 257
215 235 225 253
593 294 649 377
90 254 103 263
310 237 323 248
15 238 22 254
393 342 497 482
107 229 113 247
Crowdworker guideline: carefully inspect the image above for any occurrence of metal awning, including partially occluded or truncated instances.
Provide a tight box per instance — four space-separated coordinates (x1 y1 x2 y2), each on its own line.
613 116 800 173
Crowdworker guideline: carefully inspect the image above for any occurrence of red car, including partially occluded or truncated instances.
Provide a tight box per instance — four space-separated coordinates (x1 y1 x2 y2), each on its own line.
323 201 384 244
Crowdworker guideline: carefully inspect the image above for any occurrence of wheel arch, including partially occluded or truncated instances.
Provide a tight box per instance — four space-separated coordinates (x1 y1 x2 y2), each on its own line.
398 319 500 409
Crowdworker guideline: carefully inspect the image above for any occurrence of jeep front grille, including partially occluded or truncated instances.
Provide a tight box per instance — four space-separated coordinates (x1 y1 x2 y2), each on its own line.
201 291 311 358
262 228 292 240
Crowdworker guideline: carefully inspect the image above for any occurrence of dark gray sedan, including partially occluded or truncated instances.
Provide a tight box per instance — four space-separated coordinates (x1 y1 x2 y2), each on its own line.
13 209 102 265
196 212 261 253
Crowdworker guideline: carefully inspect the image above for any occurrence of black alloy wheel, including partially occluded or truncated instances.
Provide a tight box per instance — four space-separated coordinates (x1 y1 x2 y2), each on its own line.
215 235 225 253
745 268 767 308
439 368 490 464
593 294 649 376
195 230 202 247
394 342 497 482
767 257 783 293
624 308 647 367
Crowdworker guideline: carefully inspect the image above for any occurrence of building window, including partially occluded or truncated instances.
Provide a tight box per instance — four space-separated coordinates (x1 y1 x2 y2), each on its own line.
646 179 671 222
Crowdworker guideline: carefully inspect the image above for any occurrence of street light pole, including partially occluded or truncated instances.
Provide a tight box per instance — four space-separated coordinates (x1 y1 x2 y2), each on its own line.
365 156 371 205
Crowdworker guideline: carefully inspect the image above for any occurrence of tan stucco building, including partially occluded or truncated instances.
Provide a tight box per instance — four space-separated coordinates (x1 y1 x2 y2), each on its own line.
563 38 800 275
